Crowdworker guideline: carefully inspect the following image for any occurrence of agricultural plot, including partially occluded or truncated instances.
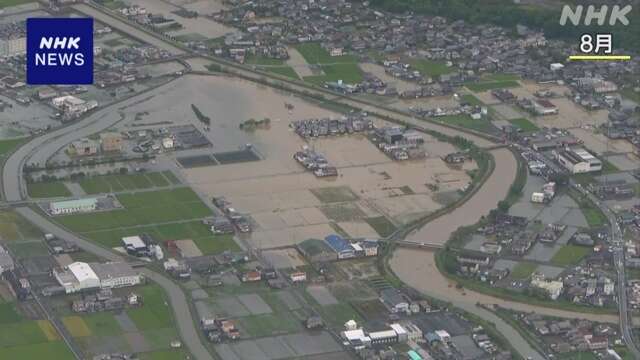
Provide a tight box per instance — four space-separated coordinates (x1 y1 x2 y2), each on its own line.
310 186 359 204
508 118 539 132
551 245 592 267
27 182 71 198
304 63 364 85
126 285 174 331
510 262 538 280
264 66 299 79
78 172 177 195
294 43 357 65
83 220 239 254
407 58 452 77
0 210 42 241
56 188 212 232
364 216 397 237
431 114 496 134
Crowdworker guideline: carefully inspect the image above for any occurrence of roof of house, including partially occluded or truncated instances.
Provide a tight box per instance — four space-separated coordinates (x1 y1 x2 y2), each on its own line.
324 235 353 253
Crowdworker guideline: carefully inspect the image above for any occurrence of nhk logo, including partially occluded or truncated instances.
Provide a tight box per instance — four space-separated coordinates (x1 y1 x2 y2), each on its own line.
27 18 93 85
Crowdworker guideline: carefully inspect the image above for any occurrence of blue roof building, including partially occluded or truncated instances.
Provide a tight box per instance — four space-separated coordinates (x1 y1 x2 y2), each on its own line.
324 235 355 259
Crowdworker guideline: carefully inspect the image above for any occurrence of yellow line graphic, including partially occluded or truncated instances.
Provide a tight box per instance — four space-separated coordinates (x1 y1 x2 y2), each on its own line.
568 55 631 61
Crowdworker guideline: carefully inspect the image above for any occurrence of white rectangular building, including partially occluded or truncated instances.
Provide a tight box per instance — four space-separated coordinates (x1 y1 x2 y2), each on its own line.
54 261 141 294
49 198 98 215
555 147 602 174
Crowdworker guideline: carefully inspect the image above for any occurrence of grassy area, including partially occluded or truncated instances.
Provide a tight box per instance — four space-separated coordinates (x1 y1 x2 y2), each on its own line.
83 220 239 254
460 94 485 106
62 316 91 337
508 118 539 132
432 114 496 133
0 210 42 241
237 313 301 337
0 320 54 347
0 0 34 9
569 189 608 228
264 66 299 79
600 158 620 174
315 303 363 327
0 138 24 157
407 58 452 77
485 73 520 81
27 182 71 198
556 352 599 360
245 55 284 66
82 312 122 337
621 88 640 104
551 245 592 267
78 172 174 194
56 188 211 232
294 43 357 64
364 216 397 237
127 285 173 331
304 63 364 85
465 80 520 92
0 303 22 324
6 241 50 259
510 262 538 279
0 341 74 360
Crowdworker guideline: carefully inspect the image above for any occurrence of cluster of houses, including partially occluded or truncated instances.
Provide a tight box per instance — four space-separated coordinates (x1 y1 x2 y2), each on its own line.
293 147 337 177
201 316 240 343
369 126 426 161
409 104 486 121
122 235 164 260
290 114 373 139
190 0 634 95
297 235 379 263
211 197 252 233
517 312 624 357
71 288 140 313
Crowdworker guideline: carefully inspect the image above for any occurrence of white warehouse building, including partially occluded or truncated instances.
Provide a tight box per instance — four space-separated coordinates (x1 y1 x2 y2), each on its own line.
49 198 98 216
555 147 602 174
54 261 141 294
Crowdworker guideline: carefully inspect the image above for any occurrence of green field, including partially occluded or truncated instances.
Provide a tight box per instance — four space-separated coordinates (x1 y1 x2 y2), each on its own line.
408 58 452 77
6 241 50 259
0 341 74 360
570 190 608 228
294 43 357 64
0 210 42 241
56 188 211 232
432 114 496 133
245 55 284 66
551 245 592 267
621 88 640 104
0 302 22 324
82 313 122 337
238 313 301 337
126 285 173 331
83 220 239 254
485 73 520 82
304 63 364 85
0 138 24 157
510 262 537 279
508 118 539 132
0 0 33 9
27 182 71 198
78 172 175 194
460 94 485 106
465 80 520 92
264 66 299 79
364 216 397 237
0 320 53 347
315 303 363 327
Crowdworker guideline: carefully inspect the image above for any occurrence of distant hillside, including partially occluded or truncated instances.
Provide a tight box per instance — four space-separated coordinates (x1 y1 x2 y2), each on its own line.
368 0 639 52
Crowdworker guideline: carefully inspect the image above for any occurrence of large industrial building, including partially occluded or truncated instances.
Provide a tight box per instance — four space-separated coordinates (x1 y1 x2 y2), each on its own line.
54 261 141 294
555 147 602 174
49 198 98 215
